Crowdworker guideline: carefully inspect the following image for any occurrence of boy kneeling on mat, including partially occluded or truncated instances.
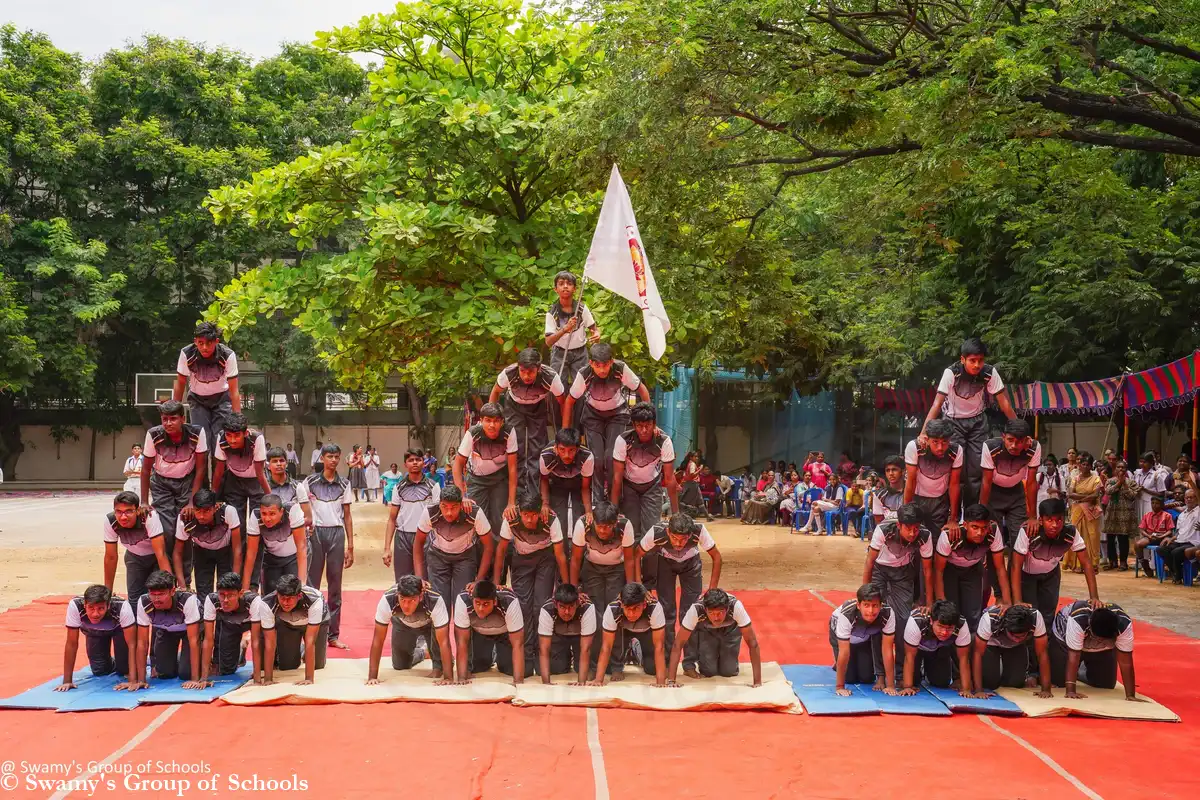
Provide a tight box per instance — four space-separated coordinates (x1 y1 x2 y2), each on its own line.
57 585 137 691
828 584 897 696
368 574 453 684
131 570 203 689
259 575 330 685
537 582 597 685
198 571 270 686
453 579 528 685
666 588 762 687
972 604 1051 698
590 581 668 686
1050 601 1145 702
899 599 974 697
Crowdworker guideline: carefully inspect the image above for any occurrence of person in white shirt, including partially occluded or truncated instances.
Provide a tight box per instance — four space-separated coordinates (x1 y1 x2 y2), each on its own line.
979 418 1042 544
453 580 528 684
414 485 493 607
103 491 171 600
489 348 565 491
284 443 300 478
369 574 452 680
496 491 568 662
454 402 519 569
828 585 897 694
304 444 355 650
899 600 974 695
199 571 270 679
1133 451 1170 520
1049 601 1140 700
1157 488 1200 582
863 503 935 664
589 582 668 685
972 604 1051 696
544 270 600 389
310 441 323 474
667 588 762 686
904 418 963 535
611 401 680 538
918 337 1016 506
539 427 594 540
57 585 137 690
211 413 270 533
141 399 207 585
383 448 440 583
172 321 241 459
131 570 203 688
803 472 848 534
871 455 907 524
259 576 330 683
174 488 241 599
537 582 597 685
934 503 1009 631
243 493 308 595
1010 498 1099 626
122 444 144 493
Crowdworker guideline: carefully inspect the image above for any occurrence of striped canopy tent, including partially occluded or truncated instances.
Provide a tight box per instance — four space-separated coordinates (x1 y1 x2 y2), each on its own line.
874 387 935 414
1011 377 1124 416
1122 352 1199 414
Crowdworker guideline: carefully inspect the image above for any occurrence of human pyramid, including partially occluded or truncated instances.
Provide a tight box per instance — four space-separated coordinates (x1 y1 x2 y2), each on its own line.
58 271 764 698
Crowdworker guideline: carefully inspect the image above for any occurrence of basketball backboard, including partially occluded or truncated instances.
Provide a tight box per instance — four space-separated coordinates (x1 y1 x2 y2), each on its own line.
134 373 178 406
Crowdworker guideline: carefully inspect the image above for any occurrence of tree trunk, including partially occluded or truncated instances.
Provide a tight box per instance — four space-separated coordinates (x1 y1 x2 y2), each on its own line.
88 426 97 480
0 393 21 479
405 383 435 450
280 376 309 466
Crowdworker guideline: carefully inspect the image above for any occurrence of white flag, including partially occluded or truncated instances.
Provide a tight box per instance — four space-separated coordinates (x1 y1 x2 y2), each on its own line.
583 164 671 360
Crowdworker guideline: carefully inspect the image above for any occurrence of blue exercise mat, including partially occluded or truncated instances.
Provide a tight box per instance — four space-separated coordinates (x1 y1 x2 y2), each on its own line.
781 664 879 716
926 686 1023 716
0 664 254 712
867 686 951 716
135 664 254 704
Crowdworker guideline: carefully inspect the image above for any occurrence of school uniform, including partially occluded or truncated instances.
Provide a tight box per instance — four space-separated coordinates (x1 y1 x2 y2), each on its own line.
935 525 1003 631
496 363 565 489
65 596 136 677
539 444 595 541
569 361 643 503
267 474 310 508
902 610 972 688
613 428 675 539
545 300 596 386
175 504 241 599
458 423 519 539
419 504 491 609
310 447 322 474
260 585 330 671
537 599 598 675
388 476 440 583
375 587 450 671
639 521 717 672
976 605 1046 689
499 514 564 658
304 471 352 641
601 598 667 675
680 593 752 678
828 599 897 684
936 363 1005 505
246 503 306 596
214 429 267 529
1133 467 1170 520
285 448 300 478
143 423 207 583
201 591 269 675
1011 524 1087 625
867 521 934 662
136 591 201 680
1049 601 1133 689
454 589 528 676
870 483 905 521
122 454 143 494
176 343 238 449
904 439 963 531
103 509 166 600
981 437 1041 543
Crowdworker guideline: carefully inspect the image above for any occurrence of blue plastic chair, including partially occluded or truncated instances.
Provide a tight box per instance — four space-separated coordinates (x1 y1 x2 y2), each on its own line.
792 487 823 531
731 478 744 517
1184 558 1197 587
824 502 848 535
1136 545 1160 579
1153 547 1167 584
434 467 447 488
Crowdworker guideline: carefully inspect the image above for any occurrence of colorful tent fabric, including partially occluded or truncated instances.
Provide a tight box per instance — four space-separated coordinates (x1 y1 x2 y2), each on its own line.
1123 353 1198 414
874 387 935 414
1012 378 1123 416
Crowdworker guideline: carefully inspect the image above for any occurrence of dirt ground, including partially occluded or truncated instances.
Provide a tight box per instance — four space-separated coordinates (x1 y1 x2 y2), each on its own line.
1 492 1197 637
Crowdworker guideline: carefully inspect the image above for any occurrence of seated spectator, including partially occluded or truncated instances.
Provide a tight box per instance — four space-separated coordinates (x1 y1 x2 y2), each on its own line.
801 473 847 534
1134 495 1174 576
845 482 866 533
741 479 780 525
778 474 799 526
1157 489 1200 583
698 465 719 516
714 471 736 517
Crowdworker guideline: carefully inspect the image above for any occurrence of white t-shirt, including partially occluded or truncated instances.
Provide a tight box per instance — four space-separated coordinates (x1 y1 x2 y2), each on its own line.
977 608 1046 645
538 604 598 637
453 594 524 633
417 507 492 555
1173 506 1200 546
1012 527 1086 574
65 600 136 629
545 304 596 350
307 474 353 527
389 478 441 532
981 440 1042 489
601 602 666 632
638 526 716 562
903 615 972 648
612 432 675 485
143 428 208 480
136 594 201 627
680 599 752 631
936 366 1004 418
103 509 166 558
374 594 450 628
499 517 564 555
176 347 238 397
904 439 963 498
1056 608 1134 653
830 604 896 639
457 428 519 477
246 504 306 557
870 486 905 520
202 594 270 623
310 448 322 467
868 524 933 568
174 504 240 550
260 595 325 630
935 529 1004 568
1133 467 1170 519
571 518 636 565
568 366 643 412
496 366 565 404
214 434 268 478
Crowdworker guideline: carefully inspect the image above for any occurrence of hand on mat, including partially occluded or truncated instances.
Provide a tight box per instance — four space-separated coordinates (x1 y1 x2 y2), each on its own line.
587 677 607 687
872 678 885 692
366 678 381 686
835 688 852 697
882 687 899 696
1065 688 1087 699
1034 689 1053 699
182 679 211 690
253 677 276 686
504 503 519 522
54 682 76 692
116 681 148 691
967 690 992 699
344 545 355 569
897 687 918 696
295 679 314 686
751 681 762 688
665 680 680 688
434 678 454 686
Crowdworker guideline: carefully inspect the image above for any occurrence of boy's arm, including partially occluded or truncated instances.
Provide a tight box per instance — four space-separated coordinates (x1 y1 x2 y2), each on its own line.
921 558 935 609
933 553 948 601
212 460 227 497
505 453 519 519
995 389 1016 420
242 538 260 592
979 469 994 507
921 393 948 436
553 542 569 584
172 374 187 403
172 539 188 590
384 504 400 566
903 465 917 503
652 627 668 686
589 630 615 685
151 534 171 573
477 534 495 583
1009 553 1026 605
744 625 762 687
863 546 880 586
255 461 270 495
191 452 208 496
706 546 722 590
367 623 388 682
198 621 216 684
453 454 468 494
344 505 354 569
569 544 583 585
60 628 80 688
300 625 317 684
413 531 428 579
562 396 576 429
493 540 510 585
610 460 626 506
104 542 119 591
992 551 1013 606
667 627 689 684
229 376 242 414
455 626 471 683
663 462 680 514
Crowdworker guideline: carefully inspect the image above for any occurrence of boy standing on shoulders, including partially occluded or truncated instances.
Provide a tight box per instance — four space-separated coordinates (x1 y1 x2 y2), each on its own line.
545 271 600 389
172 321 241 456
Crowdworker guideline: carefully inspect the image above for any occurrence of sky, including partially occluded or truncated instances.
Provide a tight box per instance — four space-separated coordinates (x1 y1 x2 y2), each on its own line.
4 0 394 62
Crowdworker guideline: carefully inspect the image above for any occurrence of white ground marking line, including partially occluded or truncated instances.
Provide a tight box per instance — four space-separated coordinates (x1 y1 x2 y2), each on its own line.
0 497 100 515
49 704 182 800
976 714 1104 800
807 589 836 608
586 707 610 800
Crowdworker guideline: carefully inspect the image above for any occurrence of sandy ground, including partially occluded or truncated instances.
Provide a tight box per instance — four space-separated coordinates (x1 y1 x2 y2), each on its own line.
2 492 1198 637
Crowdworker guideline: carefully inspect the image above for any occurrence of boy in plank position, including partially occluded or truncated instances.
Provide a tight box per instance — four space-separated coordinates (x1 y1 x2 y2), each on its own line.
829 584 897 695
611 400 680 545
537 582 597 684
934 503 1009 632
973 604 1051 696
383 448 440 583
172 321 241 455
490 347 566 489
453 580 528 684
667 588 762 686
638 512 722 679
899 599 974 695
243 494 307 596
545 270 600 387
871 455 907 524
131 570 202 687
590 582 668 685
305 444 354 650
454 402 519 569
103 491 170 600
174 488 241 599
904 418 963 536
864 503 934 663
259 575 329 684
539 428 594 540
495 491 569 661
920 337 1016 505
562 343 650 503
368 574 452 681
1050 601 1143 701
414 485 493 610
1010 498 1100 627
141 399 206 585
199 571 269 681
56 585 136 691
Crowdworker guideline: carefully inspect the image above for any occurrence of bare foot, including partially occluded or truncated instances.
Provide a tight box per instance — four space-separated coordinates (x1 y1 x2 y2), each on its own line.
328 639 351 651
610 672 626 682
683 667 701 679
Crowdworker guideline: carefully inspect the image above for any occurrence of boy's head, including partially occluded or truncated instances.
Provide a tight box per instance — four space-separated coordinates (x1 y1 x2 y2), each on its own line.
554 428 581 463
472 579 499 618
553 270 577 301
855 584 883 624
112 492 141 527
1151 495 1165 512
145 570 178 610
82 584 113 623
1002 419 1031 454
191 488 219 524
516 348 542 384
479 402 505 438
883 454 905 484
895 503 923 541
1140 451 1155 470
193 321 220 357
999 604 1037 644
439 485 464 521
618 582 649 620
924 419 954 457
404 448 424 473
518 490 543 529
216 572 244 611
223 413 248 449
320 443 342 470
266 446 288 474
274 575 304 612
553 582 581 621
962 504 992 542
1037 498 1067 536
259 494 284 527
959 337 987 375
158 399 185 433
131 443 142 456
700 588 732 626
592 501 618 538
666 512 696 549
588 342 614 377
395 575 426 615
630 402 657 441
1089 607 1120 641
930 600 961 640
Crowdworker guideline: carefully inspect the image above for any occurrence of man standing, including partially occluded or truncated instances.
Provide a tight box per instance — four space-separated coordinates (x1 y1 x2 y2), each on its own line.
537 583 597 684
383 449 440 583
489 348 565 489
452 580 527 684
454 402 519 546
141 399 207 584
667 588 762 686
103 492 171 600
56 585 137 691
545 270 600 388
259 575 330 683
369 574 453 680
414 485 494 608
611 401 680 541
173 488 241 599
310 441 323 474
1157 488 1200 582
284 443 300 479
122 444 143 494
304 444 354 650
495 492 568 661
243 494 307 596
172 321 241 455
539 428 594 540
904 418 963 535
863 503 935 664
562 343 650 503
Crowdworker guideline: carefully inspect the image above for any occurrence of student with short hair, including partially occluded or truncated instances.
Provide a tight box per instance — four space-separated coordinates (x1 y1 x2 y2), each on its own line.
454 401 520 550
133 570 202 687
140 399 207 584
414 484 494 610
904 418 963 535
495 491 568 660
980 418 1042 540
383 448 441 583
199 571 269 680
920 337 1016 505
871 455 907 524
103 491 171 600
590 582 668 686
56 585 136 691
973 604 1051 696
489 348 566 490
899 599 973 695
1010 498 1099 627
668 588 762 686
172 321 241 451
1050 601 1143 701
562 342 651 503
264 446 312 527
369 574 452 681
537 582 597 684
611 401 680 540
863 503 934 663
544 270 600 387
211 413 270 529
259 575 330 684
174 488 241 599
304 444 355 650
934 503 1009 631
539 427 594 539
453 580 527 684
122 444 144 494
828 584 897 694
243 493 307 595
